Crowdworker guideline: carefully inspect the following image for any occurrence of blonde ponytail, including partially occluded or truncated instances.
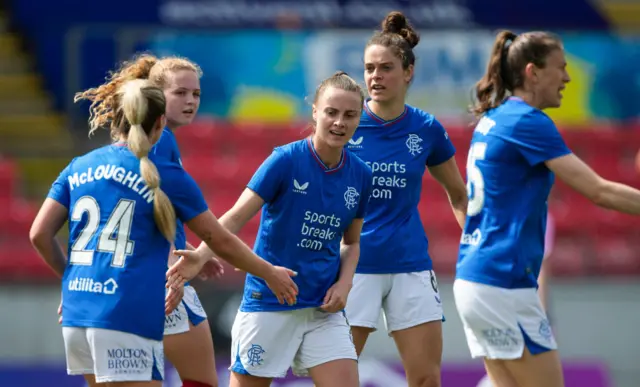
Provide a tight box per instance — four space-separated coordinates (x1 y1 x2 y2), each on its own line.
119 79 176 242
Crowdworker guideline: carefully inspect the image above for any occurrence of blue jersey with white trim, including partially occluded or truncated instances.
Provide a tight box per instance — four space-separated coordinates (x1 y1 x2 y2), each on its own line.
152 128 186 251
456 98 571 289
240 139 373 312
48 144 208 340
346 102 456 274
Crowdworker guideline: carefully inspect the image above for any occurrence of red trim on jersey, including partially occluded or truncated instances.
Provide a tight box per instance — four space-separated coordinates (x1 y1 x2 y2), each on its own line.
363 100 408 126
306 137 345 174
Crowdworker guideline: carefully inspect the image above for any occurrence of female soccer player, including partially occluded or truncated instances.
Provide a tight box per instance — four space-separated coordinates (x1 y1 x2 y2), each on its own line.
74 54 222 387
177 71 373 387
475 214 555 387
455 30 640 387
343 11 468 387
30 79 298 387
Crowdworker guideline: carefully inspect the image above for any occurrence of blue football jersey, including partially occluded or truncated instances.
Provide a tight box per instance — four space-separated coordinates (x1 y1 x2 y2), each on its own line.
152 128 186 251
457 97 571 289
347 102 455 274
240 139 373 312
47 144 208 340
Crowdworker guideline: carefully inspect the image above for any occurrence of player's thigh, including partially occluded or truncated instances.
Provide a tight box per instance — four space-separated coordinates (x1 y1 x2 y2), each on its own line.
87 328 165 384
230 309 306 379
164 320 217 386
453 279 558 360
308 359 359 387
63 327 95 377
391 321 442 387
453 279 524 359
350 326 375 356
383 270 444 334
501 347 564 387
229 372 272 387
296 310 358 385
481 360 519 387
344 273 386 330
84 374 99 387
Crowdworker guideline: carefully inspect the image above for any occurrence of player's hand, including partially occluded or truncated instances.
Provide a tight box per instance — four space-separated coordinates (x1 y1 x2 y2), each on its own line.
264 266 298 306
320 280 352 313
57 301 62 324
166 249 207 289
198 257 225 280
165 283 185 315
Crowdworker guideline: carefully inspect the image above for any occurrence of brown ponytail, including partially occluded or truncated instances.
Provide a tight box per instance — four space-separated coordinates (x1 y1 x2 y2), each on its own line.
472 30 518 117
472 30 563 117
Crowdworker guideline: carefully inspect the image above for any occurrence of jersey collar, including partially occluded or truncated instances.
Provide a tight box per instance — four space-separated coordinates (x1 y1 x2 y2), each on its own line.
306 137 346 174
363 98 408 126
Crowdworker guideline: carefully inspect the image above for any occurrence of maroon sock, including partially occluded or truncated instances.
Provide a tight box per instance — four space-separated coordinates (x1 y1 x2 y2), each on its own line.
182 380 213 387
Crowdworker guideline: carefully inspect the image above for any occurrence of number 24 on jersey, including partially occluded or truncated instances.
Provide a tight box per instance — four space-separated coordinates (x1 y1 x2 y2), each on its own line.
69 196 135 268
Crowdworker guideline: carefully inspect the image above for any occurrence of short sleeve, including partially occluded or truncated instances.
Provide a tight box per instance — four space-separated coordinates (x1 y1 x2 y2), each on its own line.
47 163 72 209
153 129 183 166
247 148 288 203
356 168 373 219
159 162 208 223
425 119 456 167
510 112 571 166
168 134 183 166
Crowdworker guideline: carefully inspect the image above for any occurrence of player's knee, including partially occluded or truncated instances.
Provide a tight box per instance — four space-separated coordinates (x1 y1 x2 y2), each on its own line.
406 369 440 387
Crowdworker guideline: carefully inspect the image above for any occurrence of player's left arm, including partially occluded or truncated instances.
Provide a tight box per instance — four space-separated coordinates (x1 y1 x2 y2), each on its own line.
547 154 640 214
320 218 363 313
337 218 363 286
29 198 69 278
425 118 467 228
537 261 550 312
428 158 468 229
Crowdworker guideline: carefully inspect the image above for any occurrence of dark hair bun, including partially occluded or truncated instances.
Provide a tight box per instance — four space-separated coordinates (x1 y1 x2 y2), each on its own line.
332 70 348 77
381 11 420 48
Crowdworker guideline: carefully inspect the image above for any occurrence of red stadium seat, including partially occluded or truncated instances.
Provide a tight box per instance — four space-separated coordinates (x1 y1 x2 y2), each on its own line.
0 198 36 236
7 122 640 281
546 236 588 277
0 239 56 280
592 234 640 276
0 159 17 197
174 120 225 156
428 233 460 277
549 194 596 236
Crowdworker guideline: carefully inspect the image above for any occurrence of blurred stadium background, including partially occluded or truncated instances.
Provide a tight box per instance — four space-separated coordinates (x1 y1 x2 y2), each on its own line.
0 0 639 386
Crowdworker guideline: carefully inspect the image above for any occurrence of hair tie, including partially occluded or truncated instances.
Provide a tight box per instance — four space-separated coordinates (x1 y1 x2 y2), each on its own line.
504 39 513 51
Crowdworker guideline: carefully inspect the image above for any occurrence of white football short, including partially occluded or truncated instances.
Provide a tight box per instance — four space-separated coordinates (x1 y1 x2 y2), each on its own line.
229 308 357 378
62 327 164 383
453 279 557 360
345 270 444 334
164 285 208 335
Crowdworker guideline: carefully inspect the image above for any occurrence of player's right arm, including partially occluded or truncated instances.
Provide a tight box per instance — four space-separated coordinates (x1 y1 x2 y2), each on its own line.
162 161 298 305
190 188 264 260
177 211 297 305
510 111 640 215
29 165 72 278
189 149 283 268
546 154 640 214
